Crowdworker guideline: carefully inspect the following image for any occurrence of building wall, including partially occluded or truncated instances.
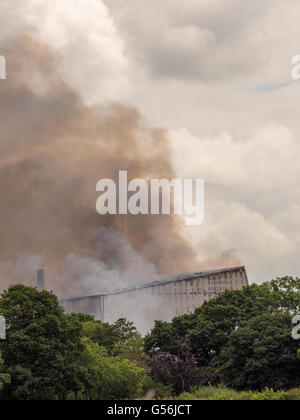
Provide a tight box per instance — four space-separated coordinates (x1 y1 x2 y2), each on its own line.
61 266 248 333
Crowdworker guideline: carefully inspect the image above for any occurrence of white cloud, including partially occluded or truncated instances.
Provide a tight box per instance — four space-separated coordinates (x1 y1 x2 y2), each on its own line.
0 0 130 104
170 124 300 191
107 0 273 81
187 199 298 282
170 124 300 282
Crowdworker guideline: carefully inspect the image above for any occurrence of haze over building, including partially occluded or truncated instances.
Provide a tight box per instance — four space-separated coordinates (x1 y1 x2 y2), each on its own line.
60 266 248 332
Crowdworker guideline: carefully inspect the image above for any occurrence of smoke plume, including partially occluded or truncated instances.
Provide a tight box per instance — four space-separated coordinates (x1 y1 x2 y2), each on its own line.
0 33 201 296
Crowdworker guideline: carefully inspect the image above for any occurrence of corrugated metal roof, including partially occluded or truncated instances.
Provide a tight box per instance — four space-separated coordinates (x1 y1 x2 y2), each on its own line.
61 265 247 303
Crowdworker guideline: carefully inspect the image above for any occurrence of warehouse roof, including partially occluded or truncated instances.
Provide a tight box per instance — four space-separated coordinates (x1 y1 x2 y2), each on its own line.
61 265 247 303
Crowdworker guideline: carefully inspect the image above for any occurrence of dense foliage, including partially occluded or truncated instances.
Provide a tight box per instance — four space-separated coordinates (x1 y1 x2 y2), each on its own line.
0 352 10 392
0 276 299 399
0 286 152 400
0 285 85 399
76 337 149 400
145 277 300 392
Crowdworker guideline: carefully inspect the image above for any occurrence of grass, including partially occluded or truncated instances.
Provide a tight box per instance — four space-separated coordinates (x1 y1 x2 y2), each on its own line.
174 386 300 400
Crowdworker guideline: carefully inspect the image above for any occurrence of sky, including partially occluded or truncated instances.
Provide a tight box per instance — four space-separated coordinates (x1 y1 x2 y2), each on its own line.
1 0 300 285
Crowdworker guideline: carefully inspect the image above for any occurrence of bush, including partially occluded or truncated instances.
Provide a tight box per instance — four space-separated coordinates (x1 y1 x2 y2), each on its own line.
284 388 300 400
177 386 241 401
248 388 288 400
177 386 300 400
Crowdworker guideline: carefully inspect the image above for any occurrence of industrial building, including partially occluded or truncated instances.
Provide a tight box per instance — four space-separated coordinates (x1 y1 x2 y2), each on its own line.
60 266 248 332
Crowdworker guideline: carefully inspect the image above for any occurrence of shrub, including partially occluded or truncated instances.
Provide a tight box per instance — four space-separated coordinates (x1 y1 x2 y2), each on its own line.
248 388 288 401
177 386 300 400
177 386 241 401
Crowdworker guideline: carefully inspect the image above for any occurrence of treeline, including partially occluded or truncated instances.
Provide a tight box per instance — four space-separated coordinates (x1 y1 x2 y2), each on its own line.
0 285 154 400
145 277 300 393
0 277 299 400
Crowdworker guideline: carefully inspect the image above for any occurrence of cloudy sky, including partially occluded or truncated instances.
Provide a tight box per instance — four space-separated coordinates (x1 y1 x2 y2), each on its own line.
1 0 300 284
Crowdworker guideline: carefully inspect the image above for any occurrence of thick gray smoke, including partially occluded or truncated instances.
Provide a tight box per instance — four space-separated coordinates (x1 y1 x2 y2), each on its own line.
0 34 202 297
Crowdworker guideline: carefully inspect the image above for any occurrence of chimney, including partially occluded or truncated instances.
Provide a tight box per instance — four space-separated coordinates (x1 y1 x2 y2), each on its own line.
37 269 45 292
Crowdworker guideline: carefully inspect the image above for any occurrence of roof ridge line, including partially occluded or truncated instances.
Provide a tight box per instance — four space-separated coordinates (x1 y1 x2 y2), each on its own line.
60 266 246 302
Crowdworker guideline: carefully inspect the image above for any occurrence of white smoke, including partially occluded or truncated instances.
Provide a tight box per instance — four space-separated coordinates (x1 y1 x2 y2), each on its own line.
52 227 158 298
0 0 130 104
0 227 158 298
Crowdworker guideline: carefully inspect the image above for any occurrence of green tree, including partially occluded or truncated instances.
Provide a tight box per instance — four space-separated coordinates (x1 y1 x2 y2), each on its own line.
78 337 150 400
0 285 85 400
82 317 149 367
219 313 300 391
81 319 118 355
144 320 189 356
145 277 300 390
111 319 149 367
0 352 10 394
187 284 276 365
146 280 300 368
267 277 300 314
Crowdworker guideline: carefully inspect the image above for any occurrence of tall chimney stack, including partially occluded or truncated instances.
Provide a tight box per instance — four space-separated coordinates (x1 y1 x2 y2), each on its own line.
37 269 45 292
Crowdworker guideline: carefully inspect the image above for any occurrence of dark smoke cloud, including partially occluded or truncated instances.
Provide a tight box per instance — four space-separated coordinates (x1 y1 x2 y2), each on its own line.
0 34 200 296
